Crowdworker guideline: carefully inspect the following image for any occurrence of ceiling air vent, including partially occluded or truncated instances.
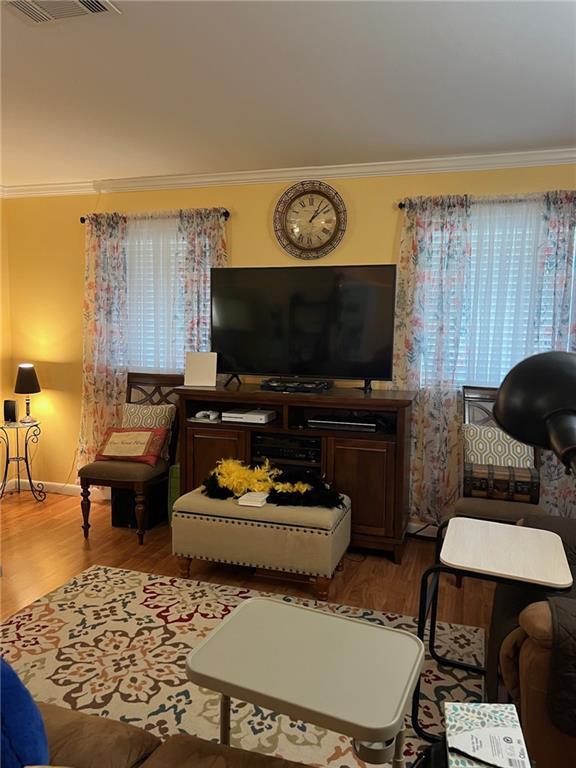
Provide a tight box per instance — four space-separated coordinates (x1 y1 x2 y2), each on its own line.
8 0 121 23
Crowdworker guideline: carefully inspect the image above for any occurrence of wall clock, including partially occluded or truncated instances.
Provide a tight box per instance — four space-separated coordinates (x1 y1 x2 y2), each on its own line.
273 180 347 260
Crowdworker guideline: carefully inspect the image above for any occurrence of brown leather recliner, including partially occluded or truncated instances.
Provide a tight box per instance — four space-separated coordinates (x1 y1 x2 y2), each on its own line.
499 600 576 768
488 515 576 768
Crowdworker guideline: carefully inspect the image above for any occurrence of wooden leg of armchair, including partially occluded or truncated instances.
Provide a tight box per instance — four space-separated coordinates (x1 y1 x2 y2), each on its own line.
80 481 91 540
134 485 146 545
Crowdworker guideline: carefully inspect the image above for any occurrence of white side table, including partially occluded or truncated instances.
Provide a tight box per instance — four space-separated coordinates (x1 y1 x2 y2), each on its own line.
411 516 572 742
440 517 572 588
187 597 424 766
0 421 46 501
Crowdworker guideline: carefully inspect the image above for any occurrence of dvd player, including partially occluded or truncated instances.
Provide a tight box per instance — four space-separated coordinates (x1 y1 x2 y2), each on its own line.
260 378 333 393
306 417 377 432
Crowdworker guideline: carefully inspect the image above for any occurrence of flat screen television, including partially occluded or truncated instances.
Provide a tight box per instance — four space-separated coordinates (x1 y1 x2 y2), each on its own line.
211 265 396 381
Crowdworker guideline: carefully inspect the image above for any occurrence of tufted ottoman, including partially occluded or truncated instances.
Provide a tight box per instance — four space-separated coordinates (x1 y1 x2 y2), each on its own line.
172 488 351 599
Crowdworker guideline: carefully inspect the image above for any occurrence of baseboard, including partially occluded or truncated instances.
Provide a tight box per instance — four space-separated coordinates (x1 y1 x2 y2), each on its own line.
2 479 110 501
407 519 438 539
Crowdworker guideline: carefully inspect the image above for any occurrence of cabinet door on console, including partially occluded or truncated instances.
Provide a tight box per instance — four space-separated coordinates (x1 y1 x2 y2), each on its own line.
186 429 248 490
326 438 395 538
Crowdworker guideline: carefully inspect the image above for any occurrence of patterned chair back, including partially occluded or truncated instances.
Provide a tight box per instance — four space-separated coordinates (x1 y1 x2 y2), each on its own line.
462 386 539 469
126 372 184 464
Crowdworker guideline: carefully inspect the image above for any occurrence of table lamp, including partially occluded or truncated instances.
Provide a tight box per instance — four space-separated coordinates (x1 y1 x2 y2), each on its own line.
14 363 41 423
494 351 576 475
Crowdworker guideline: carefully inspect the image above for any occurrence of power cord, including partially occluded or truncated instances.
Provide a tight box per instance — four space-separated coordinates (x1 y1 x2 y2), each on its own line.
52 447 80 495
408 523 437 539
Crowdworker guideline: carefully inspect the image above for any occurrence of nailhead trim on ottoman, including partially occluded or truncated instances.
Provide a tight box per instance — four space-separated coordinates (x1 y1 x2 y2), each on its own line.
172 488 351 578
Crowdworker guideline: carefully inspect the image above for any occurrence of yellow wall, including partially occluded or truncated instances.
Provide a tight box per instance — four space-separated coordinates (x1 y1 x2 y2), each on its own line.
3 163 575 484
1 199 12 402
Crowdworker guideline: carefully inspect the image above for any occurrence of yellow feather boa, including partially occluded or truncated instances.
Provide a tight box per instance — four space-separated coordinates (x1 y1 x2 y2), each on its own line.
211 459 312 497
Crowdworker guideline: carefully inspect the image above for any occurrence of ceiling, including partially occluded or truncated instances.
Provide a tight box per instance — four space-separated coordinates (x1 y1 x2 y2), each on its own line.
2 1 575 188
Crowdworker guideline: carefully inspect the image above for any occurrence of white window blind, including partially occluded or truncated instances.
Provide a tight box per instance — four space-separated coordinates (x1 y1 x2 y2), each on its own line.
125 217 187 370
420 198 575 388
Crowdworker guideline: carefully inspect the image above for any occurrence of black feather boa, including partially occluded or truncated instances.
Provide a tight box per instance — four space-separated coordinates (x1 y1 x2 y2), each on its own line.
202 472 235 500
267 468 344 508
202 462 343 508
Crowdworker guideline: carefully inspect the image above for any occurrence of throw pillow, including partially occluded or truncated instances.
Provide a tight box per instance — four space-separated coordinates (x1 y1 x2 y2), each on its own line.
122 403 177 461
462 423 534 468
1 657 50 768
95 427 168 466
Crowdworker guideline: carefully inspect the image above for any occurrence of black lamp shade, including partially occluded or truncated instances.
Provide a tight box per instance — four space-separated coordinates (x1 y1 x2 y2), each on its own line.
14 364 41 395
494 351 576 474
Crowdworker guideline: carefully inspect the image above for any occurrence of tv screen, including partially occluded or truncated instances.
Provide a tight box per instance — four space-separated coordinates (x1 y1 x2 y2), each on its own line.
211 265 396 381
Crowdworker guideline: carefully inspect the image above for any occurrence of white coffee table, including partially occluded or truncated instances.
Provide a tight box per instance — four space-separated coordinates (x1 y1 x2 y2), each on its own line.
186 597 424 766
411 516 573 743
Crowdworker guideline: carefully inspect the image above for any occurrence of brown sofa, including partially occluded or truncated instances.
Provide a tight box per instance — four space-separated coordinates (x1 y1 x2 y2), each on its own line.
39 702 306 768
499 601 576 768
487 514 576 768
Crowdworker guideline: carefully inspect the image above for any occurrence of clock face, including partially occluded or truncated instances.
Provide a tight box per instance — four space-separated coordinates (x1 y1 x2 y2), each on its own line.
285 193 337 250
273 180 347 260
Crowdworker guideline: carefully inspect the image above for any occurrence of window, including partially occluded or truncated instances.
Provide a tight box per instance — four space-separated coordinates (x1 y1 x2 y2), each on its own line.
125 216 215 370
126 217 185 369
420 198 575 387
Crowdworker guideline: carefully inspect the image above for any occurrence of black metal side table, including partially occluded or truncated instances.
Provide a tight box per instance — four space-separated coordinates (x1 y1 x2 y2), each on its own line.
0 421 46 501
410 516 573 742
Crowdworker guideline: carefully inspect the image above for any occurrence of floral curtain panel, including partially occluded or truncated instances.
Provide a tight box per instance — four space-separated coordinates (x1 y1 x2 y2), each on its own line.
393 196 470 523
396 190 576 522
79 208 228 468
179 209 228 354
537 190 576 518
78 213 129 468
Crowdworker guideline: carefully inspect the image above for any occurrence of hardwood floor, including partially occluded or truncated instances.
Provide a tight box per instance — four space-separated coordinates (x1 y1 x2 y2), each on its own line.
0 492 495 629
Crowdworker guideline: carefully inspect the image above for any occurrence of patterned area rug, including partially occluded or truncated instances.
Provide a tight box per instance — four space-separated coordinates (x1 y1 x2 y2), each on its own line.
1 566 483 767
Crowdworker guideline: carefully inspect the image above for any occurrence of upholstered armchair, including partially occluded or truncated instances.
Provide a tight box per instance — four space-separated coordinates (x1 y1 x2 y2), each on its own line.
450 385 546 522
78 372 183 545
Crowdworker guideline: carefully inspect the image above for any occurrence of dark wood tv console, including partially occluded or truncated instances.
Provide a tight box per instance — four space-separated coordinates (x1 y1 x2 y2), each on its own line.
176 384 416 562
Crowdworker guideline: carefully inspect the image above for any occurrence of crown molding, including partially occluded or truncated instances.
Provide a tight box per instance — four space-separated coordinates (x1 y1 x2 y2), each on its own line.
2 148 575 198
1 180 97 198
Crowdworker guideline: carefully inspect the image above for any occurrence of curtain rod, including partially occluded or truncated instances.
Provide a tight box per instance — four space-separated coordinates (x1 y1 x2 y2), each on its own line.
80 209 230 224
397 193 552 209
